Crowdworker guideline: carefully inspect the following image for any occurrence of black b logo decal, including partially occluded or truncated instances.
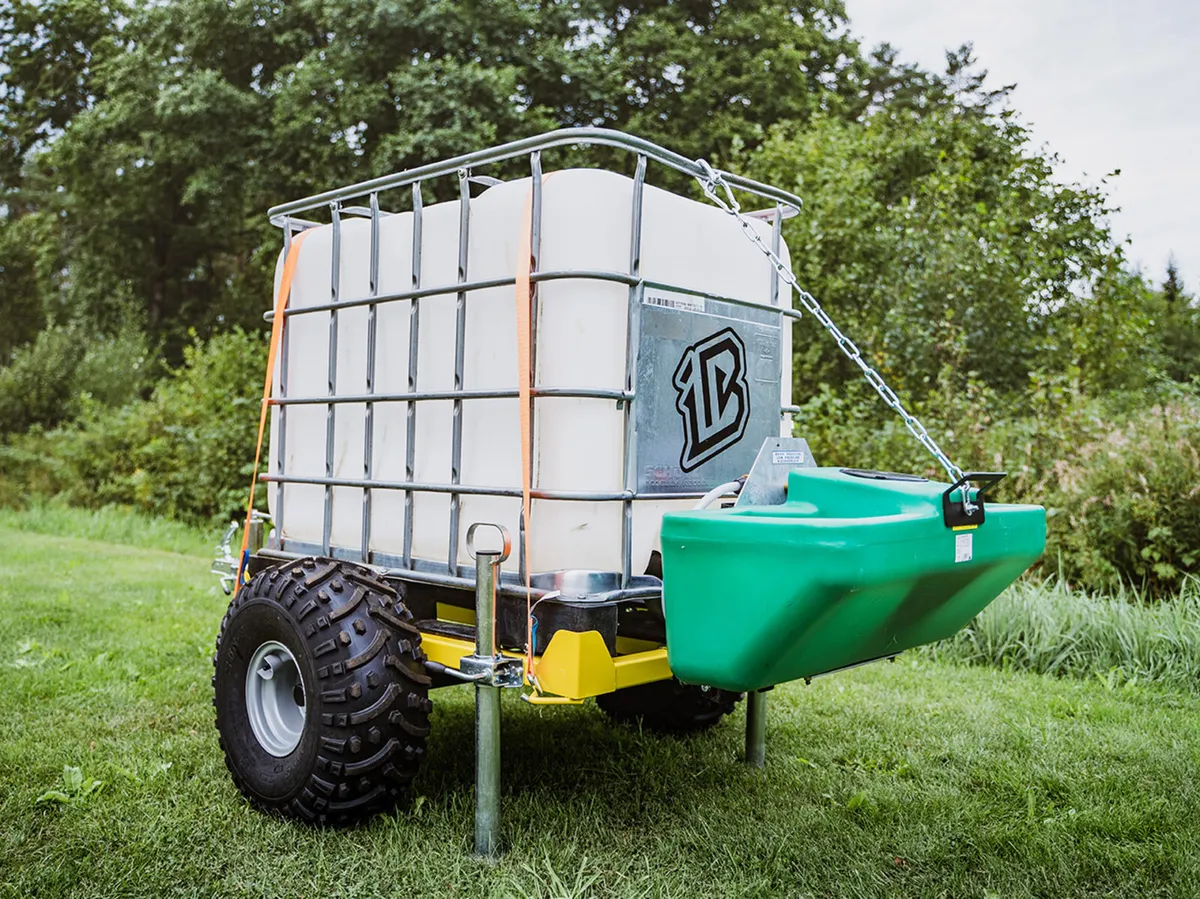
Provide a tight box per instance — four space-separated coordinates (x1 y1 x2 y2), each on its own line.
672 327 750 472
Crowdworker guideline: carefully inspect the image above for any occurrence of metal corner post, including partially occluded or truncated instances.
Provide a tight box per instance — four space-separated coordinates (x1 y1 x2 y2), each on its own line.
746 689 767 768
520 151 543 587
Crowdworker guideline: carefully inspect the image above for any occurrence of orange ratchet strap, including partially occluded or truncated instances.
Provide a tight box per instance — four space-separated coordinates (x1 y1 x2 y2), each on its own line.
236 229 310 586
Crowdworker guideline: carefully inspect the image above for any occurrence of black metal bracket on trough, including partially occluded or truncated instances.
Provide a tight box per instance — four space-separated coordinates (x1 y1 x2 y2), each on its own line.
942 471 1007 528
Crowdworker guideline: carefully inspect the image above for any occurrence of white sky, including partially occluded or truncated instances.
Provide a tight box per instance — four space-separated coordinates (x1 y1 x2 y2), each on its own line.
845 0 1200 294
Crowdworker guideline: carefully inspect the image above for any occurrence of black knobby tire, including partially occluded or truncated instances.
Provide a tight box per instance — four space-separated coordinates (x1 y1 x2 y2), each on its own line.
596 678 743 732
213 557 431 825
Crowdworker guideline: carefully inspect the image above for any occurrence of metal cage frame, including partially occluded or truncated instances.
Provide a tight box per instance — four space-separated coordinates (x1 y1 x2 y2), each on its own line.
256 127 808 602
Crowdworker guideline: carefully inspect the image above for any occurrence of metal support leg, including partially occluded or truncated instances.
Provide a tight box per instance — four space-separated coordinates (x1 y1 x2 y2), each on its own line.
746 689 767 768
466 523 511 858
474 679 500 857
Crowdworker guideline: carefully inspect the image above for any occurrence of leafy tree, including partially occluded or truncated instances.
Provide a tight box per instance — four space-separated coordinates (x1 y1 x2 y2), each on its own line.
1157 257 1200 383
0 0 125 192
1163 256 1184 306
1 0 870 363
592 0 863 163
0 322 150 434
0 215 49 363
0 0 128 358
747 48 1130 401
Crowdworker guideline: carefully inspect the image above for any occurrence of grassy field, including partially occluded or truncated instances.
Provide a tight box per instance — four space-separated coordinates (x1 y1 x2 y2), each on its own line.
1 516 1199 898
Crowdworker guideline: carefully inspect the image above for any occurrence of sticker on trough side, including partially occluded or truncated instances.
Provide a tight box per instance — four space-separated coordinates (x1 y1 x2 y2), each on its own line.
955 533 974 564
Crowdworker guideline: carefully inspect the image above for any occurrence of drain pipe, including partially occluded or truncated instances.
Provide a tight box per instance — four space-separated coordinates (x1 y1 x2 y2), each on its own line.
694 477 745 510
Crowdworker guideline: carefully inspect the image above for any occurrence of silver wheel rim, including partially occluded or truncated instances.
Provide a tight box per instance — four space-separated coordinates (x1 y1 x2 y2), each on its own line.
245 640 306 757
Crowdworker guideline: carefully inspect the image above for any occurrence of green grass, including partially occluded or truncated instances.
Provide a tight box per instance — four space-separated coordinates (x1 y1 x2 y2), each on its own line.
930 575 1200 691
2 520 1200 897
0 500 215 556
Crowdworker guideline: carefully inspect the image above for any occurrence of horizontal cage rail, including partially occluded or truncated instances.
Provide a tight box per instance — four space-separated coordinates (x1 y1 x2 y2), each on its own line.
269 387 634 406
268 127 802 223
266 271 638 320
265 271 804 326
257 545 664 604
260 473 710 503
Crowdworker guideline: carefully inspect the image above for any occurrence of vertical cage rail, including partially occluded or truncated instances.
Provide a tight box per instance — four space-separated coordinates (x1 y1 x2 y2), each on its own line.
519 151 545 586
528 152 544 383
403 183 423 569
274 221 294 545
323 204 342 555
769 205 782 308
620 154 647 587
770 203 787 433
448 169 471 576
360 193 381 562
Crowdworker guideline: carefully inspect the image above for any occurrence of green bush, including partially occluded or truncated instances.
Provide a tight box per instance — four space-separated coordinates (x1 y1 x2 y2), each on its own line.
0 324 153 434
1047 399 1200 596
73 326 156 409
0 329 265 526
0 327 84 434
794 368 1109 500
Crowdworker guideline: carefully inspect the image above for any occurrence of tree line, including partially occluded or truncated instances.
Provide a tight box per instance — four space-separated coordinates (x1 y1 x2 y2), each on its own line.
0 0 1197 593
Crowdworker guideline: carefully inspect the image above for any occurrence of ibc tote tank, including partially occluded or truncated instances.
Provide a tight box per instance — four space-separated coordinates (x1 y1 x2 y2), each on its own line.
268 168 793 577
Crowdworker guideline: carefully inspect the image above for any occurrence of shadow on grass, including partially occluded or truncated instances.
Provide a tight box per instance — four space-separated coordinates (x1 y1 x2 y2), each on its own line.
417 685 751 820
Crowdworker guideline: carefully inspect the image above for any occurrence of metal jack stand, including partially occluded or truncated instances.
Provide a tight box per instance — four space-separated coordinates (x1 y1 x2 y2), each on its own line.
745 689 768 768
463 523 521 858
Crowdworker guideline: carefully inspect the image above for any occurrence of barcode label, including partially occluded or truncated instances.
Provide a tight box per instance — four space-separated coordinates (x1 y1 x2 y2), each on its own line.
644 293 705 313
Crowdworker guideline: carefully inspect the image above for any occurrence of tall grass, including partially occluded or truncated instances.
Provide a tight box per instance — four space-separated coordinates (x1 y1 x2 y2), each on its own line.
929 576 1200 690
0 501 214 557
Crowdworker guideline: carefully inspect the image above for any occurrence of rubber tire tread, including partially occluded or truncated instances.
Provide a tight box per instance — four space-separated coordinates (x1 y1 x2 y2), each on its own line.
213 557 431 826
596 678 743 733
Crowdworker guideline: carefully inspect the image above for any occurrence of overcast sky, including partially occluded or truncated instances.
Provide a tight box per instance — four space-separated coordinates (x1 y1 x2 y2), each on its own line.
845 0 1199 293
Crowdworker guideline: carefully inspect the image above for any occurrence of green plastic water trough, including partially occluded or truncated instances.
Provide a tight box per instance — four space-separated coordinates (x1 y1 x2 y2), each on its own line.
660 467 1047 692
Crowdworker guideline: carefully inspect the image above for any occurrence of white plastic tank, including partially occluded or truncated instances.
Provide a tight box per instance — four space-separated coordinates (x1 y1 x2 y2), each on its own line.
268 168 792 575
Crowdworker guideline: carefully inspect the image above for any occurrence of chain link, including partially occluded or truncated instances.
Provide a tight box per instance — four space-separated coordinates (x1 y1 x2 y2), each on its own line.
695 161 964 482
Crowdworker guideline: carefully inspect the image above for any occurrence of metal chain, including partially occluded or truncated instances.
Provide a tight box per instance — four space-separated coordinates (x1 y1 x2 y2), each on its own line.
695 160 964 482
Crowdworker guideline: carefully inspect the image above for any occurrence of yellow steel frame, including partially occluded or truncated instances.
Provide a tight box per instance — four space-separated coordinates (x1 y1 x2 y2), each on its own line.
420 627 672 701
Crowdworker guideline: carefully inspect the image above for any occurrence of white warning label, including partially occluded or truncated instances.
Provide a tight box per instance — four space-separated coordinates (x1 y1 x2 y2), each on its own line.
955 533 974 564
772 451 805 465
